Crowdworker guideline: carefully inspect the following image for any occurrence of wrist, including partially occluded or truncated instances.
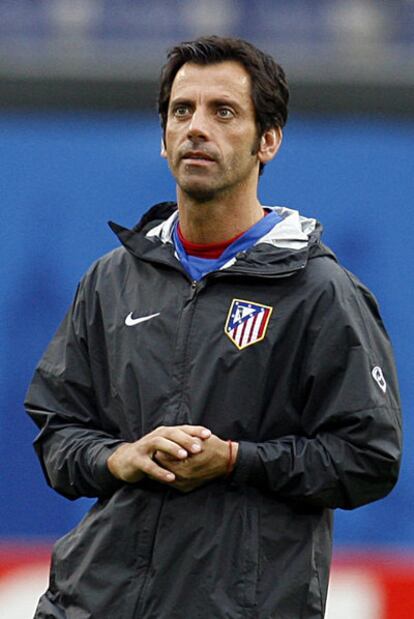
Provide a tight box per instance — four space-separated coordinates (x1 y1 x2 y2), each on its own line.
107 443 145 483
226 440 239 477
106 443 127 479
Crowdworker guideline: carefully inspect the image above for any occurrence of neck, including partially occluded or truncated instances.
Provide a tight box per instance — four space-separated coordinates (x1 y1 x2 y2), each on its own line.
177 186 264 244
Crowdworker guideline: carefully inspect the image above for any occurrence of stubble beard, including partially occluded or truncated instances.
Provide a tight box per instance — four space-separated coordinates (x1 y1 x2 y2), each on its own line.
179 178 224 204
175 145 259 205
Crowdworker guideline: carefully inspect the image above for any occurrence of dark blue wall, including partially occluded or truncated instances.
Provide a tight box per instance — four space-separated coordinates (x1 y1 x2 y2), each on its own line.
1 111 412 546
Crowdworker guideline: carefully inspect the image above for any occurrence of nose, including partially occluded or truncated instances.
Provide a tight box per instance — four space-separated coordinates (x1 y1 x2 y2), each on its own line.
186 108 210 141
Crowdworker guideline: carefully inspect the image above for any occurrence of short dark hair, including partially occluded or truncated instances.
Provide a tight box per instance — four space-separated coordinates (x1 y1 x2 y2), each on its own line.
158 35 289 175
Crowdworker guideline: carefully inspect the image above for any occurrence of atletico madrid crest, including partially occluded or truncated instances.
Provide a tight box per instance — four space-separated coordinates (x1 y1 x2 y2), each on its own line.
225 299 273 350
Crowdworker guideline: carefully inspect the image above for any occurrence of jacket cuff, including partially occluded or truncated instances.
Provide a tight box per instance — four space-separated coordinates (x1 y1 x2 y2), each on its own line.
231 441 266 486
93 443 125 495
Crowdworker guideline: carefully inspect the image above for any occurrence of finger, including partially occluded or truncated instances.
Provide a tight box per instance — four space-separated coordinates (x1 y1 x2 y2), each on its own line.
143 458 176 483
155 453 203 480
151 436 189 459
153 450 176 463
180 425 212 440
155 427 206 455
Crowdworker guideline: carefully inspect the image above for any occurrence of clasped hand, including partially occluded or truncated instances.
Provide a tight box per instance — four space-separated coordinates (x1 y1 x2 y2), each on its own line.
107 425 237 492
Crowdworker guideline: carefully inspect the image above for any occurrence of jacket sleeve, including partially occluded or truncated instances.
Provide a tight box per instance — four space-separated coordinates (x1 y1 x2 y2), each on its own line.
232 270 402 510
25 280 125 500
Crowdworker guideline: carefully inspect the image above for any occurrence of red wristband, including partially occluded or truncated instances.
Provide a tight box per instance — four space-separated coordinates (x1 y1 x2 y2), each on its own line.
226 440 234 477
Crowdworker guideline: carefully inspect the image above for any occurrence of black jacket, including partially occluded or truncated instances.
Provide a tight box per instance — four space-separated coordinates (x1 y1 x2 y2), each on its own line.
26 203 402 619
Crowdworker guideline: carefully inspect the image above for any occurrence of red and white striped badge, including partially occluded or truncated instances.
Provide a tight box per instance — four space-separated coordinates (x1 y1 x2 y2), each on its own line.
224 299 273 350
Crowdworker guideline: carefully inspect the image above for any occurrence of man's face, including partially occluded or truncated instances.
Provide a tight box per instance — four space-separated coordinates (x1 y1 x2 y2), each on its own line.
162 60 261 202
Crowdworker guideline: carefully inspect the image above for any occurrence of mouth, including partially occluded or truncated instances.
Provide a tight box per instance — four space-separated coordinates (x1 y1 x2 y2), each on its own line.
181 151 216 164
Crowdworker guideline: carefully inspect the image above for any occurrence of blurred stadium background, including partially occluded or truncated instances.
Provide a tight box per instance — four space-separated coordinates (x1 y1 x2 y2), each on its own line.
0 1 413 617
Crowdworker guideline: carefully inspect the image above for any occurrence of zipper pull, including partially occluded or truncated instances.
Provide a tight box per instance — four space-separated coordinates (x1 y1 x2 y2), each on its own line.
189 280 199 298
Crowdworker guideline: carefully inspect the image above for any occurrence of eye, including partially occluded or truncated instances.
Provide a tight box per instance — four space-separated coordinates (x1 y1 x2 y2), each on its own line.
172 104 191 118
217 107 234 119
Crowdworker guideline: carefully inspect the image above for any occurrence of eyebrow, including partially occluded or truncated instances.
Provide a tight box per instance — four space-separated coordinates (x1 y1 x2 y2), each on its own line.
169 98 192 108
210 97 241 109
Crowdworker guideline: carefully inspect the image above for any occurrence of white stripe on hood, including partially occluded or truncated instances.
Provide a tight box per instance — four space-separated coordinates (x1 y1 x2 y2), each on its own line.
146 209 179 243
258 206 316 250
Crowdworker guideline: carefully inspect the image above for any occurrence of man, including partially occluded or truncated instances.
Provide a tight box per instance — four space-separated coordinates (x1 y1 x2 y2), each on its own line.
26 36 402 618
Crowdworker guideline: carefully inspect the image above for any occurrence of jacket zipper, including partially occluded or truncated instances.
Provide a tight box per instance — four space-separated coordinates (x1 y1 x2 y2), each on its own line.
132 278 201 618
174 279 202 423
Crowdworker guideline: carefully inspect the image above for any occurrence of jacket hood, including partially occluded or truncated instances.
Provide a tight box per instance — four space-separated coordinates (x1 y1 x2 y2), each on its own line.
109 202 336 277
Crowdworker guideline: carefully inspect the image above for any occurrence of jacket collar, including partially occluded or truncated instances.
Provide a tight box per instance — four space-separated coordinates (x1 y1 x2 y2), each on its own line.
109 203 331 278
145 205 317 252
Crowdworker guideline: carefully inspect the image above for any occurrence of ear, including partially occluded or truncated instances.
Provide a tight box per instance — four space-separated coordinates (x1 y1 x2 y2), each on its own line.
160 137 167 159
257 127 282 165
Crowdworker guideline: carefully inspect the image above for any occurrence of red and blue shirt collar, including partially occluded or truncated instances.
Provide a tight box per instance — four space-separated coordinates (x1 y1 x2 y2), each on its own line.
172 209 282 281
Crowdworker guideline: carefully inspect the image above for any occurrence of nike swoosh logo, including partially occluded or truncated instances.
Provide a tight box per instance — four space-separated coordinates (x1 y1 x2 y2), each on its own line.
125 312 160 326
